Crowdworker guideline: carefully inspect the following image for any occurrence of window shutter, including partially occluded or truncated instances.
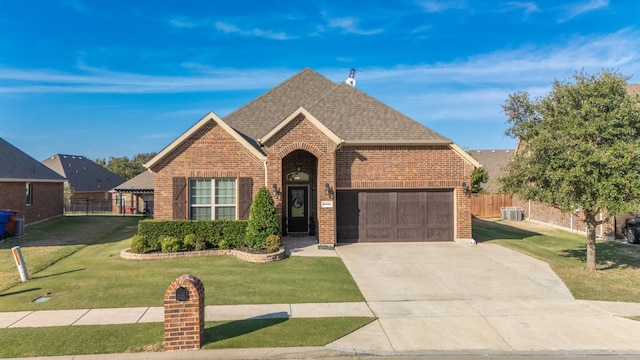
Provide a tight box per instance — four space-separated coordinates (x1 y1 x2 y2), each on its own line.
172 176 187 220
238 177 253 220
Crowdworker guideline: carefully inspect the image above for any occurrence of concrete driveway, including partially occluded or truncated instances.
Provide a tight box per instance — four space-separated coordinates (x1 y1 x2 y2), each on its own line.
329 242 640 354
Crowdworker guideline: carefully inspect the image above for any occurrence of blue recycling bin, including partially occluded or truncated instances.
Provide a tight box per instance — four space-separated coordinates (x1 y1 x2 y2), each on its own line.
0 211 10 238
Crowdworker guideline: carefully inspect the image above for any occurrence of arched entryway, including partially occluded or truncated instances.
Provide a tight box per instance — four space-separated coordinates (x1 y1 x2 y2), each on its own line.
281 150 318 236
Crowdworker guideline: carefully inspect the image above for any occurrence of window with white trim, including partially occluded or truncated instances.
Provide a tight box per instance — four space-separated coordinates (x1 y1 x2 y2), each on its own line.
189 178 237 220
26 183 32 206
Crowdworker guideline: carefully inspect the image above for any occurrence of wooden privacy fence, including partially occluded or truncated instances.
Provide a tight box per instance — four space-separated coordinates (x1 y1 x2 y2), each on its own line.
471 193 513 218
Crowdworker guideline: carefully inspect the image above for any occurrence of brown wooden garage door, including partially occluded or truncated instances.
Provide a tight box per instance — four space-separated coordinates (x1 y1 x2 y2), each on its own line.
336 190 454 243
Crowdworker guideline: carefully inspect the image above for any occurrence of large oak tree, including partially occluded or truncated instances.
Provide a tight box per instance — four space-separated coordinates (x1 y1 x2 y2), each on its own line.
500 70 640 271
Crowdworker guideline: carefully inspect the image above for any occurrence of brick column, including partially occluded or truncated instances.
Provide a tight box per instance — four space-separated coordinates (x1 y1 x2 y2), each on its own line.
163 274 205 351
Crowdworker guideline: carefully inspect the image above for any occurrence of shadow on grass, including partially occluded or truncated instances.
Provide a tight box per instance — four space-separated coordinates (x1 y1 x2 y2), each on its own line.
472 218 541 243
202 316 288 346
31 268 86 280
561 241 640 270
0 288 41 298
0 216 141 248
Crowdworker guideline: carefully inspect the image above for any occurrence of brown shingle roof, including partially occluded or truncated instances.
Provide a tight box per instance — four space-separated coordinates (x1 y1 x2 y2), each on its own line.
225 68 451 144
43 154 125 193
469 149 515 193
112 170 154 193
628 84 640 96
0 138 66 182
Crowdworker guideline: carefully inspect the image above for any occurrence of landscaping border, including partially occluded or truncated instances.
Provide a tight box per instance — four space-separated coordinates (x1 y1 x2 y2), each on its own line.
120 247 286 263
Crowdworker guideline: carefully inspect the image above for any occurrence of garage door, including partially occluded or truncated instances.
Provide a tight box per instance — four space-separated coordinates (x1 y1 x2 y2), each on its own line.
336 190 454 243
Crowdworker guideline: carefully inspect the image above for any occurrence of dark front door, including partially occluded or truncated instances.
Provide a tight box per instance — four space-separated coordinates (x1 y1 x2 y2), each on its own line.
287 186 308 233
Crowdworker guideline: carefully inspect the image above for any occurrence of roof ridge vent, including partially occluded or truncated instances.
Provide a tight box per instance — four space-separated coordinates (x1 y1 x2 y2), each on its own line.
345 68 357 87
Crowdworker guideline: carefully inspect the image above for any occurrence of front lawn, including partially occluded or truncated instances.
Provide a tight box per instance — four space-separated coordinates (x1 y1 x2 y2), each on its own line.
0 317 374 358
473 218 640 302
0 216 364 311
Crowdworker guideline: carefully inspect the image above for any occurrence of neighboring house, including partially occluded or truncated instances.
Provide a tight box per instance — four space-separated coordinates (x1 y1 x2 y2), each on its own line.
469 149 514 193
0 138 67 225
110 170 154 215
145 68 479 246
42 154 125 212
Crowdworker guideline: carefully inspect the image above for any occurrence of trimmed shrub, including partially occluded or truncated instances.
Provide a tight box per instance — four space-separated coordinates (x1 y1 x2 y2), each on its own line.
183 234 197 251
138 219 248 249
161 236 182 253
130 235 149 254
245 187 280 250
264 234 282 253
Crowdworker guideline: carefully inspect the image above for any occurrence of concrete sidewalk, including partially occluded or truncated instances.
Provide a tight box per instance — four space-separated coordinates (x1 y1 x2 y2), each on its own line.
0 302 373 328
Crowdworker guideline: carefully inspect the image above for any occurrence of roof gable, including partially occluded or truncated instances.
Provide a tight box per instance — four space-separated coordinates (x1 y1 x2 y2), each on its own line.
0 138 66 182
145 112 267 170
224 68 337 140
259 107 342 145
42 154 125 192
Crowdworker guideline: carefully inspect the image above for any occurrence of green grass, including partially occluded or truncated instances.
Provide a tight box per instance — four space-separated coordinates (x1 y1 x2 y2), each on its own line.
0 317 374 358
473 218 640 302
0 216 364 311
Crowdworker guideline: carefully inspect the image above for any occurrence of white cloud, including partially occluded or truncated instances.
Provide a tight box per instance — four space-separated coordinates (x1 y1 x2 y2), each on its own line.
504 2 540 14
169 17 196 29
214 21 293 40
327 17 383 35
418 0 466 13
560 0 609 22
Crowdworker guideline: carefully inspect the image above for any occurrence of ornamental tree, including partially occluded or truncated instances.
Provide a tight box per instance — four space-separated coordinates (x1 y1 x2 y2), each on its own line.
499 70 640 271
245 186 280 251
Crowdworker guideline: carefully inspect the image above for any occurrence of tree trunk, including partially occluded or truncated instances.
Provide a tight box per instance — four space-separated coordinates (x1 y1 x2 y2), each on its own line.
585 213 597 271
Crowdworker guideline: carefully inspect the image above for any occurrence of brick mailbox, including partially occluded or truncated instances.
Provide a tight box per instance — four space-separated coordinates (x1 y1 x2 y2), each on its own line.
163 274 205 351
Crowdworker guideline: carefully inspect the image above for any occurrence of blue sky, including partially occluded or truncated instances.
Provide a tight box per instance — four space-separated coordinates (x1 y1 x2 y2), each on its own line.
1 0 639 161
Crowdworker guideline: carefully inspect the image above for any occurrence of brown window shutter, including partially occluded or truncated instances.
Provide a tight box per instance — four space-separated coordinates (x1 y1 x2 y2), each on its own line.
238 177 253 220
173 176 187 220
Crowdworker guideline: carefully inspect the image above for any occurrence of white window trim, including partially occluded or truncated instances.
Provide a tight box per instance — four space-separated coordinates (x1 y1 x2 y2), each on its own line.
189 178 238 220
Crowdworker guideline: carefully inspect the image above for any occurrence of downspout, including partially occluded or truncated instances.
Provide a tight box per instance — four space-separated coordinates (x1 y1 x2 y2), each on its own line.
263 160 268 188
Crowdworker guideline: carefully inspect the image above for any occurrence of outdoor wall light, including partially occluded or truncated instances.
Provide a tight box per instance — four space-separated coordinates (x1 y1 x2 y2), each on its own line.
324 182 333 198
271 183 281 198
462 182 471 195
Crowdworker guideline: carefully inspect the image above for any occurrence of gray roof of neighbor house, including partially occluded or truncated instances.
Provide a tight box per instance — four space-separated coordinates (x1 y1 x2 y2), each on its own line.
42 154 125 193
469 149 515 193
111 170 154 193
224 68 452 144
0 138 67 182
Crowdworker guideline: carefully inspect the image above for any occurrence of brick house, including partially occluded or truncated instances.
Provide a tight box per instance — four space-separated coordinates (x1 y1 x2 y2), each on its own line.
110 170 154 215
0 138 67 226
43 154 125 212
145 68 479 246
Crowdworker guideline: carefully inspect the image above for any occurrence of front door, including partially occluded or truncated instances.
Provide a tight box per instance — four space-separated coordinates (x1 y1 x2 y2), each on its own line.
287 186 308 233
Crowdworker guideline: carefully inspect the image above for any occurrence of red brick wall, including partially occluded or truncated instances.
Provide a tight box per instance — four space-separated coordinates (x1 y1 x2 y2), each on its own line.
262 115 336 245
149 115 475 242
150 120 265 220
513 197 615 239
164 274 205 351
0 181 64 225
336 145 475 240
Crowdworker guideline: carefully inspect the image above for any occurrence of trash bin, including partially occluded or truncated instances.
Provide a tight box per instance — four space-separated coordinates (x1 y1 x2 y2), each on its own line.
13 217 24 236
0 211 10 238
0 209 17 235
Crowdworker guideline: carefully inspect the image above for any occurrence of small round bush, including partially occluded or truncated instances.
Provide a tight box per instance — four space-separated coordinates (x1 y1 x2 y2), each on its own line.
194 237 206 251
184 234 197 251
161 236 182 253
218 239 230 249
264 234 281 253
130 235 148 254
